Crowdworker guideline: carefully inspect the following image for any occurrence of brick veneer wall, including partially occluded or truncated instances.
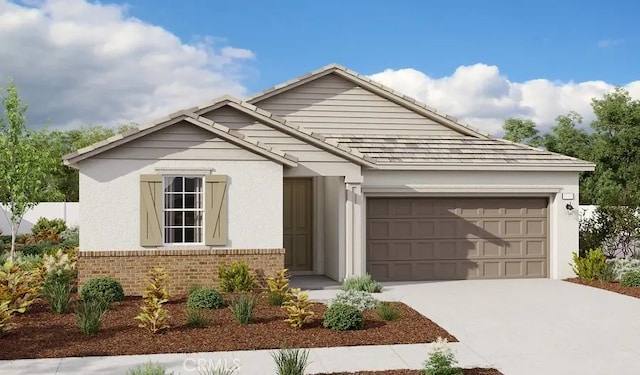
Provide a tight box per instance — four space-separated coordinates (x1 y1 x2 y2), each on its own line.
78 248 285 296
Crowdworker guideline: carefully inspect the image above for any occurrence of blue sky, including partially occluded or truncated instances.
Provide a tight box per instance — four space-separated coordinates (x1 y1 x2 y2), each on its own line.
0 0 638 134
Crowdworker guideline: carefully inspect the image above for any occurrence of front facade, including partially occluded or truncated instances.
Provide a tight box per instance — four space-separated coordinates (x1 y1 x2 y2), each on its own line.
64 64 594 295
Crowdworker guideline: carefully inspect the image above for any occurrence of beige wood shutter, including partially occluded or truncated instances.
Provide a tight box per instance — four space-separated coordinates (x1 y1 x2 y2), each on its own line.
205 175 228 246
140 174 163 246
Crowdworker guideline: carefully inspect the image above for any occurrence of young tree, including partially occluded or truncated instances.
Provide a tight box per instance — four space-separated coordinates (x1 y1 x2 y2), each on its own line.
502 117 542 146
0 79 61 260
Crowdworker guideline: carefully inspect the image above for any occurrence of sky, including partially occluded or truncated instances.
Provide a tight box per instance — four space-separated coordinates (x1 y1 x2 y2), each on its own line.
0 0 639 135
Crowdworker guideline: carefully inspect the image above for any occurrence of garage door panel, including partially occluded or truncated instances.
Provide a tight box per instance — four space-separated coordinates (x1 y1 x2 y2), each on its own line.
366 197 548 280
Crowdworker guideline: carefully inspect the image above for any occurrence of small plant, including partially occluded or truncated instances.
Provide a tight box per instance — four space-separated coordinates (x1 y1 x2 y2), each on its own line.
80 277 124 303
0 260 43 312
187 308 212 328
135 267 171 333
571 248 608 281
620 270 640 287
59 226 79 249
265 269 291 306
187 287 224 309
126 361 173 375
75 298 109 335
376 302 400 321
42 248 77 282
0 300 18 336
31 217 67 236
43 275 73 314
218 261 255 293
422 337 463 375
342 274 382 293
198 365 239 375
608 257 640 281
322 303 364 331
229 293 257 324
282 288 315 329
271 348 310 375
329 289 380 311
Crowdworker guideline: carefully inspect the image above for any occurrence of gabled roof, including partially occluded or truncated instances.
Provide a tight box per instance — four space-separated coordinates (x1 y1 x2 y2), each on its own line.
246 63 491 139
324 134 596 171
63 110 299 168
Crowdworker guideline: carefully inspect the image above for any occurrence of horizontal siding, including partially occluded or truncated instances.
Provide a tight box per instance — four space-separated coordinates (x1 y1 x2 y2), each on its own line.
256 74 464 137
95 121 267 161
201 106 353 163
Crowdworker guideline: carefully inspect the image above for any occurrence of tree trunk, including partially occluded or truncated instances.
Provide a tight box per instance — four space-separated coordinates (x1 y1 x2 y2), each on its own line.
10 223 16 262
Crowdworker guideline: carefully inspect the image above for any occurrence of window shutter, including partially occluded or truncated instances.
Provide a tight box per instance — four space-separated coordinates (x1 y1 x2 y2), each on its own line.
140 174 163 246
205 175 228 246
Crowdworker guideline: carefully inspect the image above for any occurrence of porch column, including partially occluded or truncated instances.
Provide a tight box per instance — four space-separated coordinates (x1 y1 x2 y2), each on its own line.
345 182 363 278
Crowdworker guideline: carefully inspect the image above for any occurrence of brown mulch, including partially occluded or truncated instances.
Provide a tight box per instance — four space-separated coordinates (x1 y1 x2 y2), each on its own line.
0 297 456 360
565 278 640 298
317 369 502 375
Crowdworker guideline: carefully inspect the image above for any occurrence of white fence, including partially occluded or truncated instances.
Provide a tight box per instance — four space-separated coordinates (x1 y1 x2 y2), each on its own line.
0 202 79 235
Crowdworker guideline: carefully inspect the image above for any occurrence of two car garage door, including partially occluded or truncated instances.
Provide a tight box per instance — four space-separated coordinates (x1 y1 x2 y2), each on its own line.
366 197 548 281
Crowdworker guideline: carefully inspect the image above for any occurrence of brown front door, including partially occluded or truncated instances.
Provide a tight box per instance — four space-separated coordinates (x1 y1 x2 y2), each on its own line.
283 178 313 271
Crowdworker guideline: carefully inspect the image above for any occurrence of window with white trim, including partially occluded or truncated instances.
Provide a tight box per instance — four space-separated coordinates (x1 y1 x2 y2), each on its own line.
163 176 204 244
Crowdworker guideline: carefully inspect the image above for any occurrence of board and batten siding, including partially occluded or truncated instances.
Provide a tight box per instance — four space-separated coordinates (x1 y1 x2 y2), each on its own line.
254 73 464 136
93 121 268 162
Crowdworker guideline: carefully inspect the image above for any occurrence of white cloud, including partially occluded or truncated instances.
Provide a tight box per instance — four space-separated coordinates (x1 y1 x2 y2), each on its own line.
370 64 640 135
597 39 624 48
0 0 255 129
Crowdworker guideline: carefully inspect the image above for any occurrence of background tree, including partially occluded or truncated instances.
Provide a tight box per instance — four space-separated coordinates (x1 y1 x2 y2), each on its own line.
0 80 61 259
502 118 542 146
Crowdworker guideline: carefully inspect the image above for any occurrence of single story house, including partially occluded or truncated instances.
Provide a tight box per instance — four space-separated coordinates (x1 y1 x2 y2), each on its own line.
63 64 595 295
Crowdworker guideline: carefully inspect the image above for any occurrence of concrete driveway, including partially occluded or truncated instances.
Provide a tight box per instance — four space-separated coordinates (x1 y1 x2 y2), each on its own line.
377 279 640 375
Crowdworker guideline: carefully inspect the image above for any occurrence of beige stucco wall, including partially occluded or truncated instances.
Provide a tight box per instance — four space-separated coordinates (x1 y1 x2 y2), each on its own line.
79 158 283 251
322 176 345 281
361 170 581 279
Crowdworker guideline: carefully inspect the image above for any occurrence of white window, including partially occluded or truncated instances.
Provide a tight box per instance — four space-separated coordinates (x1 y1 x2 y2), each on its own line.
163 176 204 244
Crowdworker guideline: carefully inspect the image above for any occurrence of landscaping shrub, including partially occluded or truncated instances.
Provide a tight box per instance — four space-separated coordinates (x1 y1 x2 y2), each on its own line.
43 275 73 314
0 300 18 336
135 267 171 333
18 241 56 256
229 293 257 324
0 260 43 312
80 277 124 303
187 287 224 309
75 299 108 335
282 288 314 329
271 348 310 375
218 261 255 293
186 308 211 328
608 257 640 281
322 303 364 331
571 248 608 281
342 274 382 293
422 337 463 375
620 270 640 287
59 226 79 249
126 362 173 375
31 217 67 235
328 289 380 311
265 269 291 306
376 302 400 321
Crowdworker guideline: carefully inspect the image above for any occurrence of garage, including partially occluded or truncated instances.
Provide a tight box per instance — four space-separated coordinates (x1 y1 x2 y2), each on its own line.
366 197 548 281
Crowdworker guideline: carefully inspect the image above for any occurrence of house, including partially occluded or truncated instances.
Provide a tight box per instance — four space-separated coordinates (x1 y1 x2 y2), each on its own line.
63 64 595 295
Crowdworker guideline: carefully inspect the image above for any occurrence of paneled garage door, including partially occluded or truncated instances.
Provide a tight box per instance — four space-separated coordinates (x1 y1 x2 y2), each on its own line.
366 197 548 280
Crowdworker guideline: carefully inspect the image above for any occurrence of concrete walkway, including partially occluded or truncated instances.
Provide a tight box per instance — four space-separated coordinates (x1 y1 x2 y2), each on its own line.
0 343 491 374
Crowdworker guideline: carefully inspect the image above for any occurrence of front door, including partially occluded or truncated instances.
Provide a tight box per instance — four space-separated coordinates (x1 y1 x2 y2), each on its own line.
283 178 313 271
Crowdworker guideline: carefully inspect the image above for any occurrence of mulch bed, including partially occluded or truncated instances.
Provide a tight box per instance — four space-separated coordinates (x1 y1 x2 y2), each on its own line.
566 278 640 298
0 296 456 360
318 369 503 375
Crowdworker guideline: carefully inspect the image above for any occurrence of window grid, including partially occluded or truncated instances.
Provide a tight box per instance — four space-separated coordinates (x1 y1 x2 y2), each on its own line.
163 176 204 245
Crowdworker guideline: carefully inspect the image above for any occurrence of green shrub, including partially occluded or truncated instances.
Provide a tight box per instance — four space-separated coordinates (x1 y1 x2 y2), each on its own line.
59 227 79 249
229 293 257 324
265 269 291 306
423 337 463 375
218 261 255 293
620 270 640 287
186 308 211 328
271 348 310 375
43 274 73 314
187 288 224 309
342 274 382 293
126 362 173 375
31 217 67 235
571 248 608 281
608 257 640 281
75 299 108 335
80 277 124 303
18 242 57 256
376 302 400 321
329 290 380 311
322 303 364 331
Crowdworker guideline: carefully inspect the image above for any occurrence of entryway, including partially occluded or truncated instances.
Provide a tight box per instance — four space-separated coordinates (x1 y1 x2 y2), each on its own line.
283 178 313 271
